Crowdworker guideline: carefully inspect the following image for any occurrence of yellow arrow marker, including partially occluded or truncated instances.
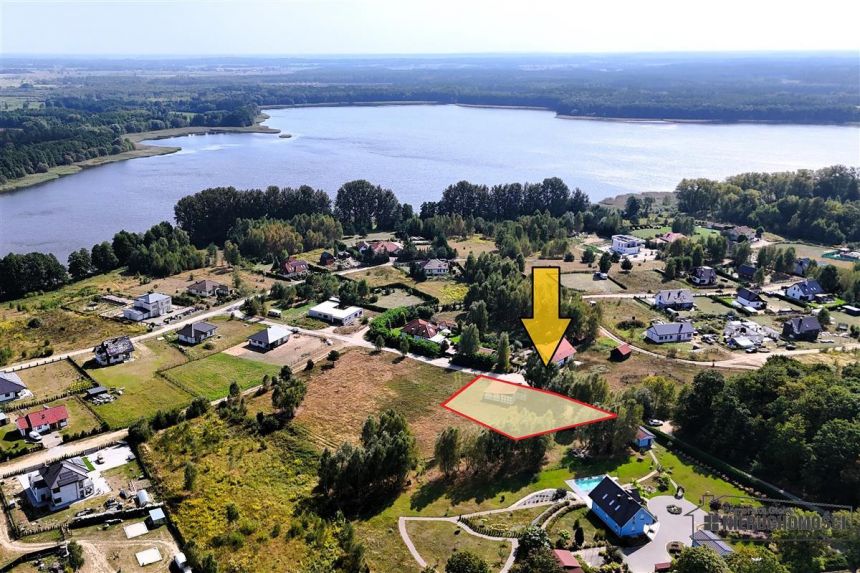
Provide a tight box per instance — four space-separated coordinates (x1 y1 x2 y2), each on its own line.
521 266 571 366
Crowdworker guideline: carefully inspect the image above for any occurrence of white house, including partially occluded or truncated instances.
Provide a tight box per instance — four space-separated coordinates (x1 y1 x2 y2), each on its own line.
0 372 28 403
16 405 69 436
645 322 694 344
93 336 134 366
308 298 364 326
736 287 766 310
786 279 826 302
26 458 94 511
176 321 217 345
654 289 694 310
419 259 450 276
610 235 644 256
247 325 292 351
690 266 717 286
123 292 172 321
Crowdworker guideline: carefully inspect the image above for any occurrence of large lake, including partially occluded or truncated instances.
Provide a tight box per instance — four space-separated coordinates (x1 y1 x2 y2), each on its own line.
1 105 858 261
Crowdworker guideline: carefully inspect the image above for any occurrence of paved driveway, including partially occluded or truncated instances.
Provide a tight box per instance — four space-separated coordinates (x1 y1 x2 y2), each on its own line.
622 496 705 573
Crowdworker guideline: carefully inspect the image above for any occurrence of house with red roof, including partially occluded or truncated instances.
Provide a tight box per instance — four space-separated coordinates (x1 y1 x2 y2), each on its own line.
552 549 584 573
552 338 577 366
402 318 447 343
280 256 310 278
611 342 633 361
17 405 69 437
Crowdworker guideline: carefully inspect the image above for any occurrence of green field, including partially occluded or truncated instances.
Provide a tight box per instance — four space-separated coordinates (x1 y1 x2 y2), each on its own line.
173 317 265 361
162 352 282 400
405 520 511 571
629 226 719 240
1 396 101 453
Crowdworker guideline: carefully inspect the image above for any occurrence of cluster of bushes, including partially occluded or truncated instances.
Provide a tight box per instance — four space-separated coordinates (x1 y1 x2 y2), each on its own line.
368 306 442 358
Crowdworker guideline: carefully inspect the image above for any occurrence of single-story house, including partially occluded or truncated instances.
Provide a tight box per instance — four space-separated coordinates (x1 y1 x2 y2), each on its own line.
843 305 860 317
654 289 694 311
692 529 734 557
794 257 813 277
782 316 822 341
248 325 292 351
308 298 364 325
634 426 656 450
319 251 336 266
123 292 172 321
656 232 685 245
419 258 450 276
786 279 825 302
26 458 94 511
736 287 766 310
177 321 218 345
187 279 229 297
611 235 644 256
280 256 310 278
588 476 657 538
552 549 584 573
17 405 69 436
368 240 403 256
146 507 166 528
94 336 134 366
737 263 757 281
552 338 577 366
645 322 694 344
482 381 525 406
690 266 717 286
402 319 447 344
0 372 28 403
611 343 633 361
723 225 757 243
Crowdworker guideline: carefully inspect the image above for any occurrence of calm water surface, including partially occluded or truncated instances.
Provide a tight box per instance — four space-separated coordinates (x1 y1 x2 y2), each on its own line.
1 105 858 260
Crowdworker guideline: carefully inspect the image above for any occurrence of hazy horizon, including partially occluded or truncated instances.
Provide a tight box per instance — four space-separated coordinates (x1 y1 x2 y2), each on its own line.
3 0 859 56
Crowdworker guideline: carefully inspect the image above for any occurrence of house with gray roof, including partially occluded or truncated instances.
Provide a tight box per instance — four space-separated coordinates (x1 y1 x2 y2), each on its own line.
786 279 826 302
248 325 292 351
782 316 822 341
692 529 734 557
187 279 229 297
736 287 766 310
0 372 28 403
177 321 218 345
588 476 656 538
654 289 694 310
93 336 134 366
123 292 172 321
419 259 450 276
645 322 694 344
690 266 717 286
26 458 94 511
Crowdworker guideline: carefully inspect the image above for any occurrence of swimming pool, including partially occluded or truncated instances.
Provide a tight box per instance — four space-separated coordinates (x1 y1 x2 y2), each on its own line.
573 475 607 494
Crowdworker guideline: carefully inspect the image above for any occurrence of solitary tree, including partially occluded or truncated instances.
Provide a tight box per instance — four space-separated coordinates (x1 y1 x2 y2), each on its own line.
400 336 410 357
184 461 198 490
620 257 633 272
374 335 384 353
445 551 490 573
67 540 85 570
226 503 240 524
598 251 612 273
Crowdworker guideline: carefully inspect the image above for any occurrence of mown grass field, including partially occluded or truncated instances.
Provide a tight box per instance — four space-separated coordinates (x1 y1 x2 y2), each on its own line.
345 265 467 304
81 339 194 427
1 396 100 453
162 352 282 400
405 520 511 571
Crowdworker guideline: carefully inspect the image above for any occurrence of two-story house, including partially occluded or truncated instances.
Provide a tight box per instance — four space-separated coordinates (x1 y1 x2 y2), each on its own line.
610 235 644 256
786 279 825 303
93 336 134 366
588 476 657 538
123 292 172 321
690 266 717 286
26 458 94 511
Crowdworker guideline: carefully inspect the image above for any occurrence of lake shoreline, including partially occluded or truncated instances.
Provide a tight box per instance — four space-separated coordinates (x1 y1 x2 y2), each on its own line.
0 114 280 195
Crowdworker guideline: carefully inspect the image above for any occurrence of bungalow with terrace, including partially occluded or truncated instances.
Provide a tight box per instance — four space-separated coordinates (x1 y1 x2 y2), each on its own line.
782 316 822 341
786 279 826 303
17 405 69 437
177 321 218 345
94 336 134 366
26 458 94 511
645 322 694 344
690 266 717 286
402 319 447 344
248 325 292 351
736 287 766 310
588 476 657 538
308 298 364 326
610 235 644 256
418 258 450 276
280 256 310 278
654 289 694 311
123 292 172 321
0 372 28 403
187 280 229 298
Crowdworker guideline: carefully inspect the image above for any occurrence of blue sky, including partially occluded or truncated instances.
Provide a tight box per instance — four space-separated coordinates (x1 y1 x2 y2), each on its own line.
2 0 859 55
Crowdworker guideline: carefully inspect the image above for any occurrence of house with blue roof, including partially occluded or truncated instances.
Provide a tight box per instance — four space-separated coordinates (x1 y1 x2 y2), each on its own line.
588 476 656 538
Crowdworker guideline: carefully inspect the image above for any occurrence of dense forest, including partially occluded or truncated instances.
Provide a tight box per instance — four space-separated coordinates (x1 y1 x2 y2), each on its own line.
676 165 860 242
1 53 858 186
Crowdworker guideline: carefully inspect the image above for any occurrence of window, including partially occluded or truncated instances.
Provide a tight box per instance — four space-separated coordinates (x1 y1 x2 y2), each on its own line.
52 487 61 493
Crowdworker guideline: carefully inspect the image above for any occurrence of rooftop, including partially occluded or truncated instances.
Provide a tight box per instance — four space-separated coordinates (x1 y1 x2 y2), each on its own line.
309 299 363 320
0 371 27 394
248 325 292 345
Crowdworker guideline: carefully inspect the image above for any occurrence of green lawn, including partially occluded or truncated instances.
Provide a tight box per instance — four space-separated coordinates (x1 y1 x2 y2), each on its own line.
173 317 265 361
545 506 604 545
1 396 101 453
270 302 330 330
162 352 282 400
405 520 511 571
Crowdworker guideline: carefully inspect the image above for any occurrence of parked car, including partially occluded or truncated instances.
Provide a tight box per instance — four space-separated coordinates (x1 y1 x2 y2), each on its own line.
647 419 664 427
745 347 758 354
28 431 42 442
786 344 797 350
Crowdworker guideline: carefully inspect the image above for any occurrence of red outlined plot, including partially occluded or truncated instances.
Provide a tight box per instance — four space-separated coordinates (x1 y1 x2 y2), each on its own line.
440 375 616 440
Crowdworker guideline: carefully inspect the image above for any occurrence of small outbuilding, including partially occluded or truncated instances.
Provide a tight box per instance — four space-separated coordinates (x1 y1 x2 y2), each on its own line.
611 343 633 361
634 426 656 450
146 507 166 528
136 489 152 507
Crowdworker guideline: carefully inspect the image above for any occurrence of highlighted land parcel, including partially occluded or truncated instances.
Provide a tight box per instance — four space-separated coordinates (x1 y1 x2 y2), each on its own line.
441 375 616 440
